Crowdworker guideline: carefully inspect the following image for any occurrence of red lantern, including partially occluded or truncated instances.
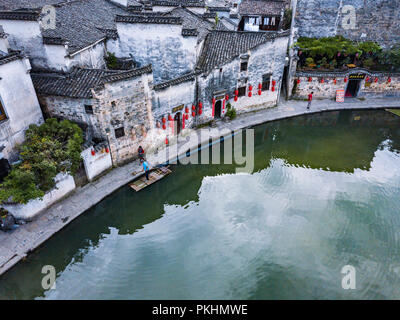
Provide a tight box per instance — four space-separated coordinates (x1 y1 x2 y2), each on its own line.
249 85 253 91
105 147 109 153
374 77 378 83
234 89 239 96
162 117 166 123
258 83 262 90
162 124 166 130
248 91 252 97
271 86 275 92
234 96 238 102
185 106 189 113
321 78 324 83
192 111 196 117
344 77 348 83
388 77 391 83
165 137 169 145
272 80 276 86
334 78 337 84
199 102 203 109
365 76 370 82
225 94 229 101
186 114 189 120
91 149 95 156
192 105 196 111
308 77 312 82
198 109 203 115
168 114 173 121
258 90 262 95
297 78 300 84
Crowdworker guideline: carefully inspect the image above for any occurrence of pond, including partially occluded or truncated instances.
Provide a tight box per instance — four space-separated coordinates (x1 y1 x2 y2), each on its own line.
1 109 400 300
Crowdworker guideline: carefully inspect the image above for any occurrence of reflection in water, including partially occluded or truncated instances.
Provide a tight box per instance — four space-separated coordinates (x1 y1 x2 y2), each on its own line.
0 110 400 300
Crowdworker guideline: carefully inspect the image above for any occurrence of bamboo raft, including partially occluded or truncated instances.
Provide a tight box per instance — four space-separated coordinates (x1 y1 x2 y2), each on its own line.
129 166 172 192
386 109 400 117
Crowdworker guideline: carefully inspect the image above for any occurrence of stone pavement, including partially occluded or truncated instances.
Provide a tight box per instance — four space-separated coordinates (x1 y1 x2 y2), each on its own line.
1 97 400 276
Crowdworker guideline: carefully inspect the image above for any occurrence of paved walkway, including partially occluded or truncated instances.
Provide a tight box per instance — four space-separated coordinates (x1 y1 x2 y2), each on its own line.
1 97 400 276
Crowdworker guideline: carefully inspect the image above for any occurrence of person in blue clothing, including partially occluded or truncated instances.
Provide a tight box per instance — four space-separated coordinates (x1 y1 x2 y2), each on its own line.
142 159 150 180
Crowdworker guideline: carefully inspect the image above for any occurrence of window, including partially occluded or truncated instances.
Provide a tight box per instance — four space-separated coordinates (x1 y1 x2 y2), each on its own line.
84 105 93 114
115 127 125 139
240 61 248 72
238 86 246 97
262 74 271 91
0 100 6 121
111 101 116 107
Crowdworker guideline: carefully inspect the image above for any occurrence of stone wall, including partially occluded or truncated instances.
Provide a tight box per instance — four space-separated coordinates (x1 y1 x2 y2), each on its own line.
110 22 198 83
153 77 197 133
198 34 289 118
81 144 112 181
3 173 76 220
293 0 400 48
40 96 102 139
293 70 400 99
92 72 155 164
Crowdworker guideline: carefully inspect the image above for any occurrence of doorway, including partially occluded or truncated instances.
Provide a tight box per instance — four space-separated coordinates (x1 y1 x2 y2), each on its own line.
174 112 181 135
215 100 222 118
345 80 360 97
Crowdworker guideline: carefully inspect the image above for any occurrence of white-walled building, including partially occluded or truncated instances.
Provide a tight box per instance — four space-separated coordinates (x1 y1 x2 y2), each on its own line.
0 47 44 165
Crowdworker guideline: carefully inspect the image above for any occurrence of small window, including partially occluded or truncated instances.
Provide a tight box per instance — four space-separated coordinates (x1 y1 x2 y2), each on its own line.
115 127 125 139
240 61 248 72
262 74 271 91
111 101 116 107
0 100 6 121
84 105 93 114
238 86 246 97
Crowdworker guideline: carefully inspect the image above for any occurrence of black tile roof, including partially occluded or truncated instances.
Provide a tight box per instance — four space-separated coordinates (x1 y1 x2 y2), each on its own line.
163 7 214 41
32 65 152 98
149 0 205 7
0 0 67 11
196 30 289 72
154 71 198 90
40 0 128 55
0 9 41 21
209 6 230 12
239 0 285 16
182 28 198 36
116 14 182 24
0 52 22 66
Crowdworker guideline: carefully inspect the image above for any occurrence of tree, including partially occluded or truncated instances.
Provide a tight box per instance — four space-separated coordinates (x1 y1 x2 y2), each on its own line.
0 119 83 204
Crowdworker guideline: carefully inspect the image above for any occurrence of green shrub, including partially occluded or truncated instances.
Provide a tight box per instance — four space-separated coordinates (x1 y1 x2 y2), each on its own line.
225 107 237 120
305 57 315 67
0 118 83 204
105 52 118 69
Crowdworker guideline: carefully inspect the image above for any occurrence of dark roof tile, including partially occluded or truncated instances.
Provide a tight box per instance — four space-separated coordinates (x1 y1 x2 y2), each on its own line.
32 65 152 98
196 29 289 72
239 0 285 16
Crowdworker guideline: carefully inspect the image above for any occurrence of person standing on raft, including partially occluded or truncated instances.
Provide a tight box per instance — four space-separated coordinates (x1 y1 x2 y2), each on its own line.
142 159 150 181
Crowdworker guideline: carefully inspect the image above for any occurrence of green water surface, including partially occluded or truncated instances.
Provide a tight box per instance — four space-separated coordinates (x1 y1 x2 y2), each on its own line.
1 109 400 300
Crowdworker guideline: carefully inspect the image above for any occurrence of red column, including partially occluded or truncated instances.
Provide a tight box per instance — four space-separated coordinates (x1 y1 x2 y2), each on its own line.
212 98 215 117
